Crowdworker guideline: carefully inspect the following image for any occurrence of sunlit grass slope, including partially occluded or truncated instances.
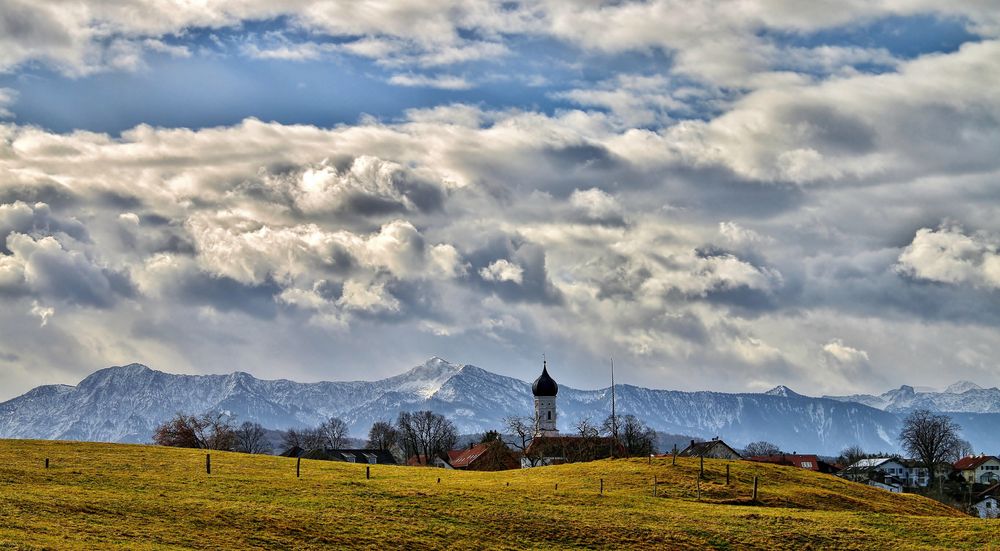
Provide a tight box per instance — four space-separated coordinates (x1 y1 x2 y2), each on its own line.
0 440 997 549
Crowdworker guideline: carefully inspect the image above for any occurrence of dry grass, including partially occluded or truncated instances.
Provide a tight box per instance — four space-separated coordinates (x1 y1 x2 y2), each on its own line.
0 440 997 549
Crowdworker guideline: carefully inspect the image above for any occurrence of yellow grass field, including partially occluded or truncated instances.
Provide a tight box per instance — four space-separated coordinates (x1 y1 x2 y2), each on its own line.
0 440 998 549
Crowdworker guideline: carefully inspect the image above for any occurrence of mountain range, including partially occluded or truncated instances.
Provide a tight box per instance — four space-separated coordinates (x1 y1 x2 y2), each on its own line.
2 357 999 456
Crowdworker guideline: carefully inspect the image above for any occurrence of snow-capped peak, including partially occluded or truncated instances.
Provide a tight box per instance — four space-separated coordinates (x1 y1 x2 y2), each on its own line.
389 357 464 398
764 385 799 398
944 381 982 394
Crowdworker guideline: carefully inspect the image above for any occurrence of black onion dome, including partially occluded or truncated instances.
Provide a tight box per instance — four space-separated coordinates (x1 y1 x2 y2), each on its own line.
532 362 558 396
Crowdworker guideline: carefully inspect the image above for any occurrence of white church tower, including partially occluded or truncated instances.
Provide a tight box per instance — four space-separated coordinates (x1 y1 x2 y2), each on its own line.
532 359 559 437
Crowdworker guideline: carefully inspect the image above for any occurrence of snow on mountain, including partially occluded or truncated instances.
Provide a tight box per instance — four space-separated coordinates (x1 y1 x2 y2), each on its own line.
945 381 983 394
825 381 1000 414
2 360 1000 455
763 385 800 398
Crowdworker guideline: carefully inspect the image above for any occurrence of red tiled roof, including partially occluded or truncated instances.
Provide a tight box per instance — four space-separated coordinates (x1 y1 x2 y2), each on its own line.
747 454 822 471
449 443 490 468
954 455 999 471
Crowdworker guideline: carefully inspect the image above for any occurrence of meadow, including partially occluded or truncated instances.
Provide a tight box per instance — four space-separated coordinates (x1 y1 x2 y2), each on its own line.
0 440 997 549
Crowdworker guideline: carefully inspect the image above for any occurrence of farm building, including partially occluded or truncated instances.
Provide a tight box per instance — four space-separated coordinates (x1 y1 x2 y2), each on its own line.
280 446 397 465
448 441 520 471
677 438 742 460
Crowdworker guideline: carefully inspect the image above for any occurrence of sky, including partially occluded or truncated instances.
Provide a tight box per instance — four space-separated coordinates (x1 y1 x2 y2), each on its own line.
1 1 999 400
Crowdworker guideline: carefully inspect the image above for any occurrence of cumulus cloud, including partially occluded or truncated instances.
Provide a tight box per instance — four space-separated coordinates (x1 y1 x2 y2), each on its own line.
2 232 124 307
569 188 624 225
2 0 1000 398
479 259 524 284
897 225 1000 289
289 156 445 216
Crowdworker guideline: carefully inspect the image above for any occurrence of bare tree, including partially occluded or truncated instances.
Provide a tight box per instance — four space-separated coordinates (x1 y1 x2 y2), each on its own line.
367 421 399 451
281 428 303 451
281 426 325 451
949 439 974 462
616 414 657 456
318 417 349 449
575 417 600 439
233 421 272 454
196 412 236 450
743 441 782 457
153 412 235 450
837 445 866 467
396 410 457 464
899 409 962 485
153 413 204 448
504 415 541 467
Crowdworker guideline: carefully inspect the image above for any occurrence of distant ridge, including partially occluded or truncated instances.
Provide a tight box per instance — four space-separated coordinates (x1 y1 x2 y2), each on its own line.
2 358 1000 455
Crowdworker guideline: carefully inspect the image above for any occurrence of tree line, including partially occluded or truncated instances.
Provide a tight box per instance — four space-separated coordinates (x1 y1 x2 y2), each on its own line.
152 409 661 465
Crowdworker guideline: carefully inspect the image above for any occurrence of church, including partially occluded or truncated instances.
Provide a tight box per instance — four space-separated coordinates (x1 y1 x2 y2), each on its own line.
532 359 559 437
522 359 622 467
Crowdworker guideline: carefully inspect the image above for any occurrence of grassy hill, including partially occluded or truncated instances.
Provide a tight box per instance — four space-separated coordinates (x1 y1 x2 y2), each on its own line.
0 440 997 549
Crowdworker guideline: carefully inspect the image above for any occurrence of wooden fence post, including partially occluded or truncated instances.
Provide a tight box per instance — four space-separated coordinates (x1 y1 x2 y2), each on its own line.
653 475 657 497
555 483 558 490
726 464 730 485
700 455 704 478
44 458 49 469
296 456 301 478
437 477 440 484
600 478 604 494
206 453 211 475
672 444 677 466
366 465 370 480
752 476 759 501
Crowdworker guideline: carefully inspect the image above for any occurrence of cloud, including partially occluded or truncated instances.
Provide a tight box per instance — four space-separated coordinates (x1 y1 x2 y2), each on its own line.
479 259 524 284
2 232 125 307
29 300 54 326
569 188 624 225
896 225 1000 289
387 74 473 90
0 88 17 119
288 156 445 216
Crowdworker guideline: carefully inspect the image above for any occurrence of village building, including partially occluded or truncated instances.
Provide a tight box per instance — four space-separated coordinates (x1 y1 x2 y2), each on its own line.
677 438 742 460
280 446 397 465
954 455 1000 485
448 441 520 471
746 454 839 474
838 457 933 489
406 454 453 468
973 496 999 519
519 360 625 467
533 359 559 437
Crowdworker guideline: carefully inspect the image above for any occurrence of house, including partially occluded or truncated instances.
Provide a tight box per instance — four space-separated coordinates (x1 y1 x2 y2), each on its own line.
868 479 903 493
839 458 912 487
279 446 397 465
677 438 742 460
954 455 1000 485
746 454 839 474
838 457 935 488
972 496 1000 519
447 441 519 471
406 454 453 468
